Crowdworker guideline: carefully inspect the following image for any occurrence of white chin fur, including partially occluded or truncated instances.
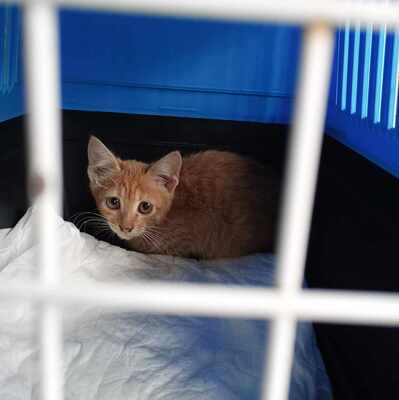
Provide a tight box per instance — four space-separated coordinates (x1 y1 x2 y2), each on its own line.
118 232 132 240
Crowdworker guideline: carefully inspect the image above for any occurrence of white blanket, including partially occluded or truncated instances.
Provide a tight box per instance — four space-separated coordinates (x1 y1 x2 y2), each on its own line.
0 208 331 400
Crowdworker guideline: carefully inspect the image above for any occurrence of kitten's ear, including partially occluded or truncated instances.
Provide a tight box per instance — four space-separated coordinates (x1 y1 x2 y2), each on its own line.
148 151 182 192
87 136 120 186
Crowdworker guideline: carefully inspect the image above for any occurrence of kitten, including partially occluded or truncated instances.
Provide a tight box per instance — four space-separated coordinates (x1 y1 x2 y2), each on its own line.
87 136 279 259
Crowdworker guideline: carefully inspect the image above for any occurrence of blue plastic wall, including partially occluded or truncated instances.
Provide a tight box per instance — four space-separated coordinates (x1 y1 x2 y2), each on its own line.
0 6 22 122
1 7 398 178
0 7 301 124
327 28 399 178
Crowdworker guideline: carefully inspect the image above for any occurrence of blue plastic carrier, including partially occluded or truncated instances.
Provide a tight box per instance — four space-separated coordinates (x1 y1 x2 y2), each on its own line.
1 7 398 177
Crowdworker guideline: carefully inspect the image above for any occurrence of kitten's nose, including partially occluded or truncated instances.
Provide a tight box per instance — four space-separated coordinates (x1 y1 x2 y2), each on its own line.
119 224 134 233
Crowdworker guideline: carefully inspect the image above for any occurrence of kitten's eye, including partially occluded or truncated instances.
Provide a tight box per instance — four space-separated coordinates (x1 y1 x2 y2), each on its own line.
106 197 121 210
138 201 153 214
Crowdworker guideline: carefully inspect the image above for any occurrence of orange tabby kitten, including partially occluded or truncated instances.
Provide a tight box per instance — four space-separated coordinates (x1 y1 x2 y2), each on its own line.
87 136 279 259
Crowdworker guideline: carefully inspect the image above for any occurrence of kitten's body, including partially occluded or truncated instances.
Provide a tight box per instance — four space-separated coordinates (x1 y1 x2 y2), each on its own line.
88 137 279 259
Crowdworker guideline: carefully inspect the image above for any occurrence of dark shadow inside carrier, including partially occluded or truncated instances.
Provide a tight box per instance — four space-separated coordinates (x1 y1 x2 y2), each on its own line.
1 110 398 399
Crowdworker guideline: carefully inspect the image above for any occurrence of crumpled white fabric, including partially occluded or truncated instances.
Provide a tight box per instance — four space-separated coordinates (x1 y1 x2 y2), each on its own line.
0 208 332 400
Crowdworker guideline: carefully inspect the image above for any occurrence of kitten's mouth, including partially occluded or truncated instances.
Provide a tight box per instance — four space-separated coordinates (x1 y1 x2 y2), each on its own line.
118 232 134 240
110 224 144 240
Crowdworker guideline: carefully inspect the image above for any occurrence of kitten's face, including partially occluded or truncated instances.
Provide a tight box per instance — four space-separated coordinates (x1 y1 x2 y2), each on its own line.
95 167 172 240
87 136 182 241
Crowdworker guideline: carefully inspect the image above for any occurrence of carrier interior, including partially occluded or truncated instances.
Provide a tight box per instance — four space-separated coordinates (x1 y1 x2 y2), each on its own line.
1 7 398 399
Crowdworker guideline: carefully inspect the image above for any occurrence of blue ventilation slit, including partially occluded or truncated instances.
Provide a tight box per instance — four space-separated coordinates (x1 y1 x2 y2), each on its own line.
361 25 373 119
0 7 12 94
388 31 399 130
10 7 20 89
335 30 341 106
374 26 387 124
351 25 361 114
341 24 350 111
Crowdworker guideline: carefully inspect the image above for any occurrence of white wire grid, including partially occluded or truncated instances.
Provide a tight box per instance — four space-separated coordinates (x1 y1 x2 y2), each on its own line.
2 1 399 400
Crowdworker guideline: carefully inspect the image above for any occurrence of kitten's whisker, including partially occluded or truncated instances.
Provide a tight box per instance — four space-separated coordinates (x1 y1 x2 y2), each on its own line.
144 236 161 254
140 233 153 250
143 230 164 253
71 210 102 218
75 215 106 222
146 225 168 233
78 217 107 224
145 229 167 243
91 223 111 232
77 218 101 230
94 228 113 236
142 232 160 253
146 233 163 245
76 217 109 232
145 229 165 243
70 210 104 224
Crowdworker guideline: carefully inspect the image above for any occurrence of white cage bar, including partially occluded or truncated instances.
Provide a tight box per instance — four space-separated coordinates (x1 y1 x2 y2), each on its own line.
2 281 399 326
25 0 399 29
23 2 63 400
6 1 399 400
263 23 334 400
4 0 399 27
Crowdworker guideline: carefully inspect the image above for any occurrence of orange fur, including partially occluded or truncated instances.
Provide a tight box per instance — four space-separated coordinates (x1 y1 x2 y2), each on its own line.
88 136 279 259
